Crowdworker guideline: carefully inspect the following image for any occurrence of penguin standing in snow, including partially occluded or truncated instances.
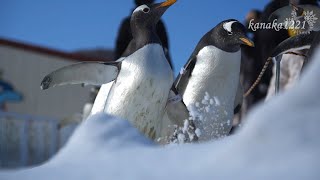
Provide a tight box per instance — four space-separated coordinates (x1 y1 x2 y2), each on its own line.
173 20 254 141
41 0 177 140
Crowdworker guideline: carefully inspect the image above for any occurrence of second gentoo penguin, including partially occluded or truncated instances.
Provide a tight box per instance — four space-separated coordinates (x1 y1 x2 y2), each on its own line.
270 32 315 58
270 31 320 69
174 20 254 141
266 3 320 93
269 3 320 67
40 0 177 140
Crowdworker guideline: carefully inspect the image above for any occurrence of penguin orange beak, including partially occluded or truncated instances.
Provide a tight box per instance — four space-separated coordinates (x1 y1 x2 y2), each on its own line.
240 38 255 47
158 0 177 8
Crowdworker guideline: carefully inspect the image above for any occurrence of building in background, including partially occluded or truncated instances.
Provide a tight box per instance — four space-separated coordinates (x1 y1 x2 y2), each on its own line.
0 38 113 168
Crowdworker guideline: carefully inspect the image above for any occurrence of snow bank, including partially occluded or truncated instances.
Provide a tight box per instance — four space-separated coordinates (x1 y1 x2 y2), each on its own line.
1 51 320 180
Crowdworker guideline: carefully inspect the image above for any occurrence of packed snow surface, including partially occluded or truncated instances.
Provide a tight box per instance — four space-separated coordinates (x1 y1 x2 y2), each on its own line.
1 51 320 180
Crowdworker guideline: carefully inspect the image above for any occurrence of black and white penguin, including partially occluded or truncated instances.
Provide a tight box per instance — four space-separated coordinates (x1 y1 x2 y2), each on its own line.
269 1 320 66
40 0 177 140
173 20 254 141
271 32 315 58
270 31 319 71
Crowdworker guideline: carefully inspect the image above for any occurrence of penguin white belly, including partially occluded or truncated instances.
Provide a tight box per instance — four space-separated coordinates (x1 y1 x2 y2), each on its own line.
183 46 241 141
90 82 114 115
104 44 173 140
90 58 127 115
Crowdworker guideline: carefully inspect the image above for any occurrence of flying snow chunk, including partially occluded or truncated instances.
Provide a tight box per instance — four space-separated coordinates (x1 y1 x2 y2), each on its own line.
195 128 202 137
214 96 221 106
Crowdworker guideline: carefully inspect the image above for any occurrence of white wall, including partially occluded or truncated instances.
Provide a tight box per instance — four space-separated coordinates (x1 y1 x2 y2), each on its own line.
0 45 91 119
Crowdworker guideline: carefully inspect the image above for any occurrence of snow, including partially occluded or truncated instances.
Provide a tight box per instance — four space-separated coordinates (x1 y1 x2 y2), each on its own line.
187 92 232 140
177 133 186 143
209 98 214 105
204 92 210 101
182 120 189 133
1 50 320 180
195 128 202 137
213 96 221 106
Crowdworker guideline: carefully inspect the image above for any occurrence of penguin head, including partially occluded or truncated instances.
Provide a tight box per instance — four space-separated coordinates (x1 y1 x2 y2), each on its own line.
135 0 155 6
131 0 176 31
213 19 254 52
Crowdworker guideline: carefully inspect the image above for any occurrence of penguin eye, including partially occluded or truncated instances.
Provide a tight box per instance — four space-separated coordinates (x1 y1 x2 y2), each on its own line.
142 7 150 13
227 31 233 35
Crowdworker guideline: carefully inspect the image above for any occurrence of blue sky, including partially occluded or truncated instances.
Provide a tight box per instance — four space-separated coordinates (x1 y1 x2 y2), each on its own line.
0 0 270 73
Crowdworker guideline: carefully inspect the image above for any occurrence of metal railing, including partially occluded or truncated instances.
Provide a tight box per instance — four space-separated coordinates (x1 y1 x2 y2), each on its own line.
0 111 59 168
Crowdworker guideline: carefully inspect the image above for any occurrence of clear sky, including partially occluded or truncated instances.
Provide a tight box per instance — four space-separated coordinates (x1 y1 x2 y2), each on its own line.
0 0 270 74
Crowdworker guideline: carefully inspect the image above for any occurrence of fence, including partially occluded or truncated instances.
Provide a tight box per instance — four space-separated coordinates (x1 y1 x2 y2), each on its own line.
0 111 60 168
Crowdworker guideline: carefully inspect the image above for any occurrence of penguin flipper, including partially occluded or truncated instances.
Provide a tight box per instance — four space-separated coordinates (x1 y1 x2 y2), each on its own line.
271 32 315 58
166 88 189 126
174 56 197 95
41 62 120 90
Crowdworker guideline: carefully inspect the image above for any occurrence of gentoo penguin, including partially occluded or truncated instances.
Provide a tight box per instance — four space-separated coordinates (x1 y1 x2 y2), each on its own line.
270 31 320 73
41 0 177 140
173 20 254 141
269 2 320 61
270 32 315 58
267 3 320 91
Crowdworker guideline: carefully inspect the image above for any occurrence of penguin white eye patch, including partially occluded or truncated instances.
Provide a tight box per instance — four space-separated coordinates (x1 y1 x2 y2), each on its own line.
133 5 150 14
223 21 238 35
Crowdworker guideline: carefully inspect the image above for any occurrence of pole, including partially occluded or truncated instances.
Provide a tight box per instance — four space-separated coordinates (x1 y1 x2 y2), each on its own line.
275 55 282 95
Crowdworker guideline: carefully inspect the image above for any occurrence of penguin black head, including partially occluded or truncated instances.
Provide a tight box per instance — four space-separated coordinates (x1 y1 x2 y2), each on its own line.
135 0 155 6
121 0 176 57
209 19 254 52
131 0 176 34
